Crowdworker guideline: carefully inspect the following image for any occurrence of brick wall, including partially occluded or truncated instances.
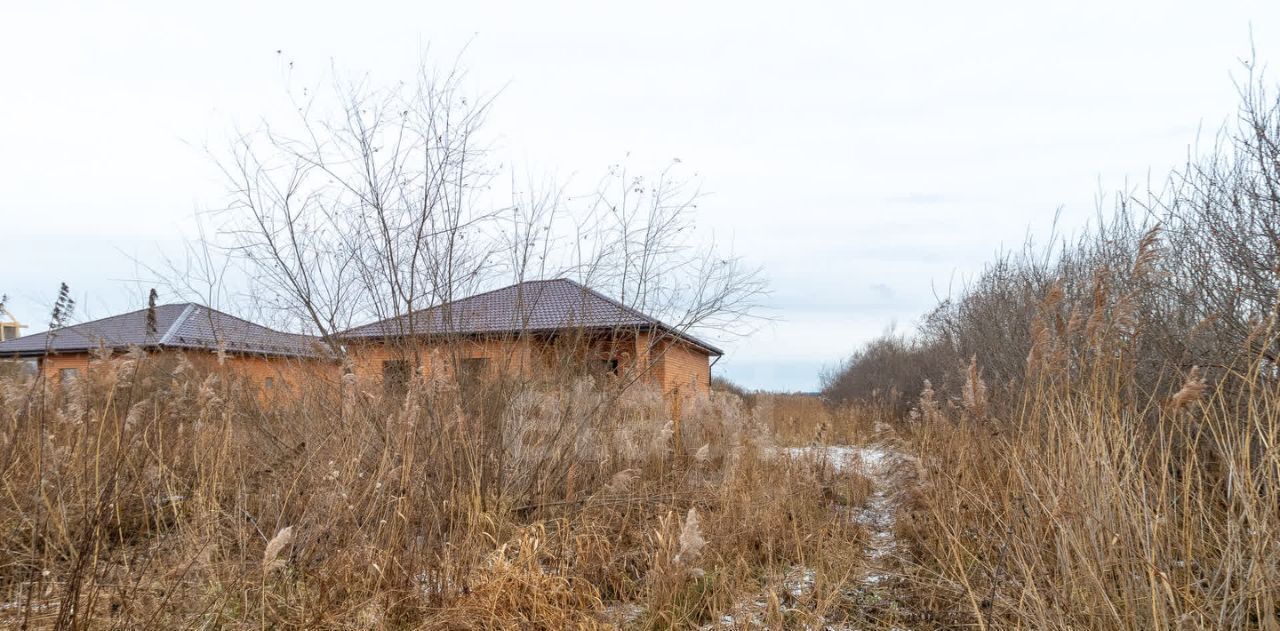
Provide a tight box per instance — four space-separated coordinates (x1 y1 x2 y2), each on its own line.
24 333 713 403
36 350 325 396
346 337 535 386
652 339 712 398
39 353 93 384
347 331 712 401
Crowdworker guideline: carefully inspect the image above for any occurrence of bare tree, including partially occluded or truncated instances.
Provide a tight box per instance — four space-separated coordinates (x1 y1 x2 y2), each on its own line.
209 60 499 351
192 56 769 515
208 56 765 367
1157 64 1280 368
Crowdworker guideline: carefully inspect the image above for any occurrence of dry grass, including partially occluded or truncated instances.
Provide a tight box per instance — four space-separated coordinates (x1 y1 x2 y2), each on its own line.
0 354 872 629
750 394 875 447
812 75 1280 627
11 304 1273 629
887 294 1280 629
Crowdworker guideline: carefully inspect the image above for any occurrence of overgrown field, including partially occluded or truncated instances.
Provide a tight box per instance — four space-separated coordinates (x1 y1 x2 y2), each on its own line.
8 60 1280 631
883 317 1280 629
818 71 1280 629
0 358 882 629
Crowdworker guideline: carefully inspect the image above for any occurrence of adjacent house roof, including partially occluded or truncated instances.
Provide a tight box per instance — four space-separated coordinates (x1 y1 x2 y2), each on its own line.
341 278 723 355
0 303 322 359
0 280 723 360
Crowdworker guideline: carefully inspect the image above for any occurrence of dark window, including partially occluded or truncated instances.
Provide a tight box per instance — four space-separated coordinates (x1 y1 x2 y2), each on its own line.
592 358 620 375
264 377 275 390
459 357 488 387
59 367 79 383
1 325 16 341
382 360 412 397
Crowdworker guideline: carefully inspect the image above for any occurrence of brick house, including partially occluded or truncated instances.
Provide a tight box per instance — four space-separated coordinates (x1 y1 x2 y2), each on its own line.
0 279 721 401
0 303 323 390
340 279 721 399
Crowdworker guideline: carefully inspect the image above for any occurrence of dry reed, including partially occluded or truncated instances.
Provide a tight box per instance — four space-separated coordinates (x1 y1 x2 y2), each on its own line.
0 354 872 629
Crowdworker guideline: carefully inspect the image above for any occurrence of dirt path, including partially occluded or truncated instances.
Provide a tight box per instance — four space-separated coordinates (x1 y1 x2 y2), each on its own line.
784 437 909 589
706 432 916 628
846 445 900 587
619 429 920 629
843 423 922 627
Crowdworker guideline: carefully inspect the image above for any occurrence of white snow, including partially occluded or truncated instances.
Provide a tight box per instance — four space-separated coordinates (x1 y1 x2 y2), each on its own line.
775 445 891 474
776 444 902 587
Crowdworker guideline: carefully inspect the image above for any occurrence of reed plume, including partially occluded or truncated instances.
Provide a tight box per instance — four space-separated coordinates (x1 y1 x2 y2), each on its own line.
262 526 293 574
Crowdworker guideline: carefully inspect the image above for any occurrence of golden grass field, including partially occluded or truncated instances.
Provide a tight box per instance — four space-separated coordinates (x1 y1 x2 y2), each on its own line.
5 309 1275 630
0 355 888 629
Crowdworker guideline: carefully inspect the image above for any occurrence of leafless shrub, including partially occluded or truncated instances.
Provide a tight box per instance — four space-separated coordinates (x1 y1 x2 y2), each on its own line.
829 62 1280 629
826 66 1280 419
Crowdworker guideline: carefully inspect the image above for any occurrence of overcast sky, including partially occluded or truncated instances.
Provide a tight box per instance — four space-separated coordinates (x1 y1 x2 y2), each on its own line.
1 1 1277 391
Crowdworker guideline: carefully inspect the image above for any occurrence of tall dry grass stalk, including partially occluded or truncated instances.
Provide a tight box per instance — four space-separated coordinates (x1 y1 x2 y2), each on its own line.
961 356 988 419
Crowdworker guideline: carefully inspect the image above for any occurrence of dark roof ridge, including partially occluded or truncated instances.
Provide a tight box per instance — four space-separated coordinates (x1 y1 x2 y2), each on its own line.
340 278 555 336
158 303 198 345
433 277 564 307
52 302 190 338
177 303 308 339
340 277 723 355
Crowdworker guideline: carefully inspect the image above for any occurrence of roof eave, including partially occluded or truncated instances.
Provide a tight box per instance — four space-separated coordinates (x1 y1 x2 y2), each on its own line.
0 343 161 359
0 343 326 361
659 327 724 356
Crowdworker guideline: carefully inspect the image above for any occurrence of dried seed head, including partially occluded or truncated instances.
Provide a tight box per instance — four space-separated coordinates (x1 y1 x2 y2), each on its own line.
962 356 988 419
674 508 706 571
1086 271 1111 343
1169 366 1207 411
605 468 640 494
262 526 294 573
1027 319 1048 371
1043 281 1064 309
171 352 194 377
1132 225 1162 278
1114 293 1139 336
651 420 674 454
813 421 829 445
1066 303 1085 335
694 443 710 464
919 380 941 423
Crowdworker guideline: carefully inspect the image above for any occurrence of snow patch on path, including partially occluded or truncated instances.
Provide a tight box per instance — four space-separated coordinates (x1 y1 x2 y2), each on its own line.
696 443 912 628
777 445 902 586
610 440 918 629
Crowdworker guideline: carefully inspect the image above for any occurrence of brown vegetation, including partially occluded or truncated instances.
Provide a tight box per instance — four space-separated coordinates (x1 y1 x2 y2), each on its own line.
10 49 1280 631
821 68 1280 629
0 354 876 629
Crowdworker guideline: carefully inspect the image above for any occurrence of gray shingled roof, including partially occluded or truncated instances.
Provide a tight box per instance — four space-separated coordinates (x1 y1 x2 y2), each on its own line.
342 278 723 355
0 304 322 358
